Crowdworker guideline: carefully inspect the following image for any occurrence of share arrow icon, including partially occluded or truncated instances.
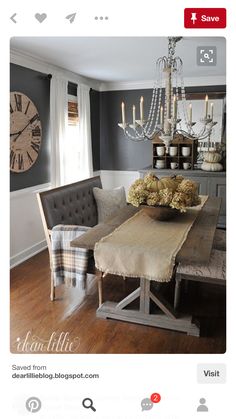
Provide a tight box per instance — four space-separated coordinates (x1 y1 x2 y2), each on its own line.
65 13 76 23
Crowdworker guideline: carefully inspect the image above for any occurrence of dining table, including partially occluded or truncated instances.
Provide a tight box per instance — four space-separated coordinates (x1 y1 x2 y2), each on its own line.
70 197 221 337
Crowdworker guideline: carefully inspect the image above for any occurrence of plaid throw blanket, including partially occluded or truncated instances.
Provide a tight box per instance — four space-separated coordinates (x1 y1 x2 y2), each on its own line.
51 225 91 288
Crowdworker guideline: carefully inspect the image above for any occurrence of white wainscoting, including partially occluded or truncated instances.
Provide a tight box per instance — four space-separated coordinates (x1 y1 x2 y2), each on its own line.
98 170 140 196
10 183 51 268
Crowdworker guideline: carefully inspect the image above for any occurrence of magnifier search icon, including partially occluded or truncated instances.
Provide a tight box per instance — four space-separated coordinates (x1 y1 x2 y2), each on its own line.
82 398 96 412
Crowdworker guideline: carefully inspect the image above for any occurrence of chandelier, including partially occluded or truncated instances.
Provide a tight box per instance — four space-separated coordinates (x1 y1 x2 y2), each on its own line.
118 37 217 151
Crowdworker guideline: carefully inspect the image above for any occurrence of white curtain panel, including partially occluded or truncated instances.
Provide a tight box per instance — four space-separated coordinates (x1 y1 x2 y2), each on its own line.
77 83 93 180
50 75 68 186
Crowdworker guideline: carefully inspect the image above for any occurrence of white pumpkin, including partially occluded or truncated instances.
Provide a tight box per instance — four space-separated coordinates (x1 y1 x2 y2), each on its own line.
203 151 222 163
201 162 223 172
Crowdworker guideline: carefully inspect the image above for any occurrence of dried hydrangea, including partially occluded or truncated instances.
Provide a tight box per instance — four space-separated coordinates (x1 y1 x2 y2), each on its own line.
177 179 198 195
146 192 160 206
158 188 173 206
128 175 201 211
131 179 146 189
128 186 148 207
170 192 189 212
170 191 201 211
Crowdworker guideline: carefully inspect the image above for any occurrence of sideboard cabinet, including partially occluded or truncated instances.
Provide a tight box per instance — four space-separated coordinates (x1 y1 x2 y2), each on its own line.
139 169 226 228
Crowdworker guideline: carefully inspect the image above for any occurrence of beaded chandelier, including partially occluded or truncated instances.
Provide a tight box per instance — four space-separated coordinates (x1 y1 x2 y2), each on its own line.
118 37 217 151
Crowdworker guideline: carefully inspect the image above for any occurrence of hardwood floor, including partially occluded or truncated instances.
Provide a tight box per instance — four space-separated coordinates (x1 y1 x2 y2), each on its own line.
10 250 226 354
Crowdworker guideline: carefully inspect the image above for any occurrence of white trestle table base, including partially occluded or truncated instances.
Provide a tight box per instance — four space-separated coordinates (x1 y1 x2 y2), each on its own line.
96 277 200 337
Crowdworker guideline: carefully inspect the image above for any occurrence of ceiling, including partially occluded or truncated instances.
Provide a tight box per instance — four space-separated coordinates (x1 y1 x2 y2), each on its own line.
11 37 226 83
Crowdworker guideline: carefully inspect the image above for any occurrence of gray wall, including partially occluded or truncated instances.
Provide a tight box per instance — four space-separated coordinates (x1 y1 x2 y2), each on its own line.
90 89 100 171
10 64 51 191
100 89 153 170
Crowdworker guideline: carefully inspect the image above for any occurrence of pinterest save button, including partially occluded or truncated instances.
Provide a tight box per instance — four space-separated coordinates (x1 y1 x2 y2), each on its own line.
184 8 226 28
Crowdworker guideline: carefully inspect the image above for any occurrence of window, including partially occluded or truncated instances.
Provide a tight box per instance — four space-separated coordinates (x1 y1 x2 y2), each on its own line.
67 82 79 124
68 100 79 125
64 90 81 184
64 82 92 183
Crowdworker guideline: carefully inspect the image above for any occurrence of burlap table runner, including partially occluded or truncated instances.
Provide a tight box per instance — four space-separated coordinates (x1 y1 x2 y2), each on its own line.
94 196 208 282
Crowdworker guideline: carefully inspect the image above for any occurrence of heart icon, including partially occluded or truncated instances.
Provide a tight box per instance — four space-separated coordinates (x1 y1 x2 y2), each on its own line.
35 13 47 23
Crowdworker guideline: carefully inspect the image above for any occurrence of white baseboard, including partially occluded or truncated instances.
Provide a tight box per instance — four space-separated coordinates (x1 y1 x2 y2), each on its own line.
10 240 47 269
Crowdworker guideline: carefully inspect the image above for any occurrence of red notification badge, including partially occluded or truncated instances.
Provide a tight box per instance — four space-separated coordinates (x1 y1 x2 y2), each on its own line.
150 393 161 403
184 8 226 28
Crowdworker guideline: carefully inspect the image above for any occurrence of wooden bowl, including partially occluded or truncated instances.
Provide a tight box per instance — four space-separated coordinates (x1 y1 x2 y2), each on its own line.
141 205 179 221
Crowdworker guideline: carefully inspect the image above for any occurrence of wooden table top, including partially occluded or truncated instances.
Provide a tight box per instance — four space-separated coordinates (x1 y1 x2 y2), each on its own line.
70 197 221 265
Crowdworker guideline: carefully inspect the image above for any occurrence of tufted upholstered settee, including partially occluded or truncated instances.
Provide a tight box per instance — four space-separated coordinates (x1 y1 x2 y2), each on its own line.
37 176 102 300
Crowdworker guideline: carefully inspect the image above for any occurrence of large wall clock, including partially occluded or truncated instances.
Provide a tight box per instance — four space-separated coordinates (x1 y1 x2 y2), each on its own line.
10 91 42 173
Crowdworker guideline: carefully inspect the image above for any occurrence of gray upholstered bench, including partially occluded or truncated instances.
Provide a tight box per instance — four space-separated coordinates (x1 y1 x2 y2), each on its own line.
37 176 102 300
174 249 226 310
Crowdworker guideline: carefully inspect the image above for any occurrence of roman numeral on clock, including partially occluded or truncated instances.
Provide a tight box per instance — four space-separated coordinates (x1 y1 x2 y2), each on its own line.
32 126 41 137
24 100 30 115
18 153 24 171
27 151 33 164
14 93 22 112
31 141 40 154
10 150 16 169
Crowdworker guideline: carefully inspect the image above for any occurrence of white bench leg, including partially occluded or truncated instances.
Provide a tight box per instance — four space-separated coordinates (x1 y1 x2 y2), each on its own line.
50 272 55 301
97 271 103 307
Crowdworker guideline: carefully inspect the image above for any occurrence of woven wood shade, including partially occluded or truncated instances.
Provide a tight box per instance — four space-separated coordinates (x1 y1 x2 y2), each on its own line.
68 101 79 125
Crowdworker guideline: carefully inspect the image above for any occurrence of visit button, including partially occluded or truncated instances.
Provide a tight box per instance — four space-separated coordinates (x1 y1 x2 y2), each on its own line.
197 364 226 384
184 8 226 28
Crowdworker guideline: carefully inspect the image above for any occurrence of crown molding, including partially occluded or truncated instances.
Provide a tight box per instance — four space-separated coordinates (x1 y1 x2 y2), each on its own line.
99 75 226 92
10 49 101 91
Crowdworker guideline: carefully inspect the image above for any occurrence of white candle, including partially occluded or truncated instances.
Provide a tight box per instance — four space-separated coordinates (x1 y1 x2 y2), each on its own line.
160 106 164 125
173 95 177 119
121 102 125 125
189 103 192 123
210 102 214 120
140 96 144 122
205 94 209 118
132 105 136 126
